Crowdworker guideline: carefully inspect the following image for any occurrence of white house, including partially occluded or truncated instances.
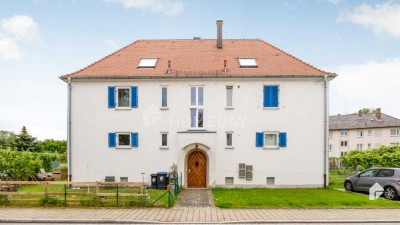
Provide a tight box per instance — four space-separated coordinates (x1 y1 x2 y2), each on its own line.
61 20 336 188
329 108 400 157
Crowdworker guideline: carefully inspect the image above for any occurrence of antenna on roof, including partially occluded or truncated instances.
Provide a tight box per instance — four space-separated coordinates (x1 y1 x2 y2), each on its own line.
223 60 227 73
166 60 173 74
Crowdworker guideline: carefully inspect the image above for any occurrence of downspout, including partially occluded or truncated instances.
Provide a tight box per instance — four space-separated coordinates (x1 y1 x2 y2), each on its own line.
323 75 329 188
67 77 72 182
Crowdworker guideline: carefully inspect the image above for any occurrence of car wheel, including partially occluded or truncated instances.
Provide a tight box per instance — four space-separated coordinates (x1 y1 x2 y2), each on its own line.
383 186 398 200
344 181 354 192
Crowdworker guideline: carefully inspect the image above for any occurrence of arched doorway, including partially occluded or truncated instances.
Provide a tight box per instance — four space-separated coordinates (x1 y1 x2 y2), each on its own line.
187 150 207 188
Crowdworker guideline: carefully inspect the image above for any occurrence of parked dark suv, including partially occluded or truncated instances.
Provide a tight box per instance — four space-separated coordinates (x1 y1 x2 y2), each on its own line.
344 167 400 200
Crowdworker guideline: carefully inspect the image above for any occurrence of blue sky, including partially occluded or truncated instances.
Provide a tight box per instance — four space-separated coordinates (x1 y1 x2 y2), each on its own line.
1 0 399 139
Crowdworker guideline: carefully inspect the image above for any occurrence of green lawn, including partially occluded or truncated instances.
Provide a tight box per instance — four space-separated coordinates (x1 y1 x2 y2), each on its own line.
212 188 400 209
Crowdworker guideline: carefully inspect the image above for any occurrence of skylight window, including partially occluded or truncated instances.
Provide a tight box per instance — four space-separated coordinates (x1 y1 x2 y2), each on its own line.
138 58 158 68
238 58 257 68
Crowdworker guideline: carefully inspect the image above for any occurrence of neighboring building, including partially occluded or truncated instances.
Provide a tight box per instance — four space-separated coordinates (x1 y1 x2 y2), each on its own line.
329 108 400 157
61 21 336 188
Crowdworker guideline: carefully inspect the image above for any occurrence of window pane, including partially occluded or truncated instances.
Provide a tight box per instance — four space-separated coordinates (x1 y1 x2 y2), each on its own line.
226 86 233 107
118 88 130 107
198 87 203 106
226 133 232 146
162 133 168 146
162 87 167 107
190 109 196 128
264 134 277 146
191 87 196 105
118 134 130 146
138 58 158 67
238 58 257 67
198 109 203 128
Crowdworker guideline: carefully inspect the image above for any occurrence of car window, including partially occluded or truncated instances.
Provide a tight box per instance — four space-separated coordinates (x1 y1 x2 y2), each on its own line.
377 169 394 177
359 169 379 178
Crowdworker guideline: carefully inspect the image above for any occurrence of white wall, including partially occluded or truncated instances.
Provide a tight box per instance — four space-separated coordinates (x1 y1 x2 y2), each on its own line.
70 78 326 187
329 127 400 157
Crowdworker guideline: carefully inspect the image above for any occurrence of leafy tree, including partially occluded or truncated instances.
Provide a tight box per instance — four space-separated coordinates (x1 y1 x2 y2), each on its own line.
0 130 16 149
13 126 38 151
36 139 67 153
0 149 43 180
357 108 376 114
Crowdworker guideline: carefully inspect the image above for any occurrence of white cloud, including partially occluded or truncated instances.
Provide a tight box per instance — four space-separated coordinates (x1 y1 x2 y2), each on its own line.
325 0 340 5
330 58 400 118
338 2 400 38
104 39 118 49
0 15 40 60
105 0 183 16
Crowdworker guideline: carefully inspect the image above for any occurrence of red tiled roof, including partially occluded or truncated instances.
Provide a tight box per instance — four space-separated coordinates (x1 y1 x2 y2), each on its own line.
63 39 334 78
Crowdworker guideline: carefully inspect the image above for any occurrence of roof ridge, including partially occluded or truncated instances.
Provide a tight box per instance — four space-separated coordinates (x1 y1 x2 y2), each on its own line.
382 113 400 121
135 38 262 41
257 39 334 75
60 40 139 78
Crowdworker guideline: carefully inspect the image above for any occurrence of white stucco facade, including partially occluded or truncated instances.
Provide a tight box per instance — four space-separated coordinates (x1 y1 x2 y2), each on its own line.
69 78 327 187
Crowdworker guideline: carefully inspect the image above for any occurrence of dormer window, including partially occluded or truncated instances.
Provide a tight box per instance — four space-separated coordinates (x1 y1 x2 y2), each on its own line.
238 58 257 68
138 58 158 68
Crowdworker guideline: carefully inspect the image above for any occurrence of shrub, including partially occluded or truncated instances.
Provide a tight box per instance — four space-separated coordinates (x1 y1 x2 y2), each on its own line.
340 146 400 169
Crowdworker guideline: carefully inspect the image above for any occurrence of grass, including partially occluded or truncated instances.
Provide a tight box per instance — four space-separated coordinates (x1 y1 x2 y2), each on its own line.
2 184 173 208
212 188 400 208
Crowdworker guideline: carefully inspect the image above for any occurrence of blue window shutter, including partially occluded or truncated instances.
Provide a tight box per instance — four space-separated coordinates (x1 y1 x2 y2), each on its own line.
279 132 287 147
108 86 116 108
131 132 138 147
108 133 116 147
256 132 264 147
263 86 268 107
263 86 279 107
131 86 138 108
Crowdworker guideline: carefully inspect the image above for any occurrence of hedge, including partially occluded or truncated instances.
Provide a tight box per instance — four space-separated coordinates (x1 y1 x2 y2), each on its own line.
340 146 400 169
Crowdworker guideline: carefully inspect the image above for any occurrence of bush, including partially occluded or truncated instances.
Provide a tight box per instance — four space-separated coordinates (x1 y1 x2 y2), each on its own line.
0 149 65 180
340 146 400 169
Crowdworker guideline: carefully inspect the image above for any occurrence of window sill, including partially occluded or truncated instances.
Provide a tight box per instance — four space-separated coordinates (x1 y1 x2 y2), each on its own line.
225 106 234 110
160 107 169 110
116 146 132 149
263 107 279 110
225 146 234 149
115 107 132 110
159 146 169 150
263 146 279 150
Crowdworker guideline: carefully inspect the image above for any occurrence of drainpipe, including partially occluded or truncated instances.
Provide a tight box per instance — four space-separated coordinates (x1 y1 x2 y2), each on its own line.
67 77 72 182
323 75 329 188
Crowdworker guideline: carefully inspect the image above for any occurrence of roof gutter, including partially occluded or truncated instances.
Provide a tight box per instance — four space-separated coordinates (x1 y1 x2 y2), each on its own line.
60 74 337 82
323 75 329 188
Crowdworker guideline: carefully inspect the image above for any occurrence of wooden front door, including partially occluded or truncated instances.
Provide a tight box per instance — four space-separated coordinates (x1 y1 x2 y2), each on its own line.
187 151 207 188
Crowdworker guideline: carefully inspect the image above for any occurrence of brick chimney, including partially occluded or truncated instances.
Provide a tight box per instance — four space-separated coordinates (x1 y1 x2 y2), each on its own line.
375 108 381 120
358 110 362 117
216 20 223 49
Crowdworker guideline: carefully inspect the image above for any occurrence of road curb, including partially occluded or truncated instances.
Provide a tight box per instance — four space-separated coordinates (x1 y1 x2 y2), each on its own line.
2 218 400 224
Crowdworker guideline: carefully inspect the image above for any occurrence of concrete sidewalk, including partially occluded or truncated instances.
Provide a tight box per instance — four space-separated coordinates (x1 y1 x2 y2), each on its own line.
0 208 400 224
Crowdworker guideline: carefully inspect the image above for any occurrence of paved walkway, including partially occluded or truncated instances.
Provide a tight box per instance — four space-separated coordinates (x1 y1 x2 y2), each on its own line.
175 189 214 207
0 208 400 223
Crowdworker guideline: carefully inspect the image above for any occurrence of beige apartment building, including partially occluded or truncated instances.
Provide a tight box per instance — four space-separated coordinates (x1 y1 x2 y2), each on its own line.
329 108 400 157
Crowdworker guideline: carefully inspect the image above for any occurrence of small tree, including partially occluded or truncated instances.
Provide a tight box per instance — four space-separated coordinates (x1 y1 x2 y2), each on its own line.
357 108 376 114
13 126 37 151
0 130 16 149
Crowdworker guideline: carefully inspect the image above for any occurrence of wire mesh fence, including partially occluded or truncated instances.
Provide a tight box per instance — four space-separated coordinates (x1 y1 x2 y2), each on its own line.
0 181 174 208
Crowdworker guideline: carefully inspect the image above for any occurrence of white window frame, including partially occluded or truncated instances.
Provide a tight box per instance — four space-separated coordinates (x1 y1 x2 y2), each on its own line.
189 86 204 129
263 131 279 149
160 86 168 109
138 58 158 68
340 141 348 147
329 144 332 152
116 87 131 109
225 131 234 149
356 130 364 138
390 129 399 137
340 130 348 136
160 132 169 149
225 85 234 109
368 129 372 136
367 143 372 149
116 132 131 149
356 144 363 150
340 152 347 156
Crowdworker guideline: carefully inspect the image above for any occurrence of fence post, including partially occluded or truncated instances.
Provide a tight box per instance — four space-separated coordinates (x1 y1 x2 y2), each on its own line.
116 184 119 207
64 184 67 206
168 190 171 208
95 182 99 197
44 182 48 198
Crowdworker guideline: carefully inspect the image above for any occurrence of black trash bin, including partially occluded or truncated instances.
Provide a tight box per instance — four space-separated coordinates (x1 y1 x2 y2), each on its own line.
150 174 158 189
157 172 168 190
